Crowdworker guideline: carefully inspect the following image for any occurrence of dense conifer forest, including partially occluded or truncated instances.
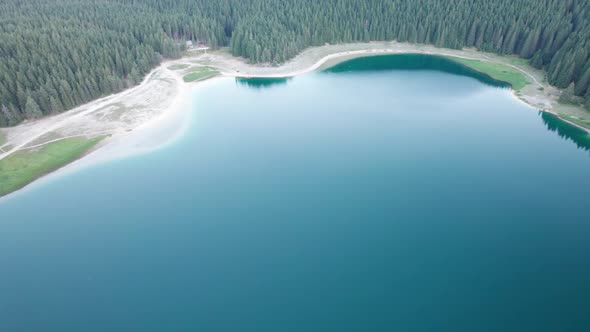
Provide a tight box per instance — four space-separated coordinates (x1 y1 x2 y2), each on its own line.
1 0 590 126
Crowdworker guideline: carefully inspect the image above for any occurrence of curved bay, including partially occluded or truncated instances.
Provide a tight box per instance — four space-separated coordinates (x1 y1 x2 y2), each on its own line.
1 55 589 332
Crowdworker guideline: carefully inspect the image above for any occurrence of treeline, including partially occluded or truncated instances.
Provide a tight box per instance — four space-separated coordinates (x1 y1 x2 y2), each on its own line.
229 0 590 108
1 0 590 126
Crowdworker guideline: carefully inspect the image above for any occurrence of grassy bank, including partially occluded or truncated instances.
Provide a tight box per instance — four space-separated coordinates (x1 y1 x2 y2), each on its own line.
445 56 529 91
559 114 590 130
183 66 219 82
0 136 105 197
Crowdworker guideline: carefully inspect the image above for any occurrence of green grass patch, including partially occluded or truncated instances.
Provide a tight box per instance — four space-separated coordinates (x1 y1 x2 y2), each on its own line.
168 64 190 70
500 56 530 67
446 57 529 91
0 136 104 197
26 131 62 147
182 66 219 82
559 114 590 131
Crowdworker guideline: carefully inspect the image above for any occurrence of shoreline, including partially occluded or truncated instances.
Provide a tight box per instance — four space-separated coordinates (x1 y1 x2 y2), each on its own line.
0 72 198 201
2 41 590 200
221 46 589 134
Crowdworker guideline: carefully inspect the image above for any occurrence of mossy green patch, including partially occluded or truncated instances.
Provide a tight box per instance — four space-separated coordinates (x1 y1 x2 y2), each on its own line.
182 66 219 82
168 64 190 70
26 131 62 147
446 57 529 91
0 136 104 197
559 114 590 131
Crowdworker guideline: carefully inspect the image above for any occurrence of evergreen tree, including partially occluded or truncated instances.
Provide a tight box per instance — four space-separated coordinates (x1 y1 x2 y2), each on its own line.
559 83 583 104
24 97 42 119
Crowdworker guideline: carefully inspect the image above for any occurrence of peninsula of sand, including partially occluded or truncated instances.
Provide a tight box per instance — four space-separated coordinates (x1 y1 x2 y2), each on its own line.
1 41 589 198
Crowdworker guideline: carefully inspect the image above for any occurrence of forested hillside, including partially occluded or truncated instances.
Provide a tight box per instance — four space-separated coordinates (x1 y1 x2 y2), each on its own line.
1 0 590 126
0 0 231 127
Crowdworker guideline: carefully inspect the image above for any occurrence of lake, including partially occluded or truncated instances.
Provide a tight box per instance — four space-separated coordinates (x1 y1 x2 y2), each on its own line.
1 54 590 331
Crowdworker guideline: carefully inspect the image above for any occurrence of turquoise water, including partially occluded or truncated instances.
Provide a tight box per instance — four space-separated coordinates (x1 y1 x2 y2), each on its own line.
1 54 590 331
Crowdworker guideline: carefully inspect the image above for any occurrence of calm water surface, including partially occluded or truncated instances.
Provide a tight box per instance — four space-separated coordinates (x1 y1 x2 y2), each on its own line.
1 55 590 331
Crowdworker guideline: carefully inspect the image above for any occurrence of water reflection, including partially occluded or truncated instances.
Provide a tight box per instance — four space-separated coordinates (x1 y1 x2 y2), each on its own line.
236 77 292 89
323 54 510 89
541 112 590 153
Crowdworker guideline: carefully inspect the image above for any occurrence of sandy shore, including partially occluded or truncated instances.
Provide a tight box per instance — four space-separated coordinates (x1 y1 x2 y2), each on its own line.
1 41 589 198
179 42 589 131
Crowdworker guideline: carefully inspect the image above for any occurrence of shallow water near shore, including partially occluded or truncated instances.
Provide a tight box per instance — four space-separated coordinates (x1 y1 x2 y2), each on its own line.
1 54 590 331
